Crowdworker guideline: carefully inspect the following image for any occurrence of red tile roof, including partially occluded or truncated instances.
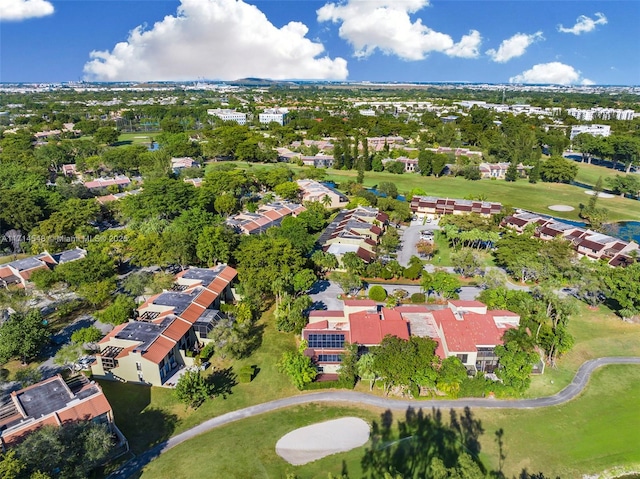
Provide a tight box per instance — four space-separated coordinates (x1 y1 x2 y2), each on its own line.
433 309 504 353
449 300 486 308
309 310 345 317
142 336 175 364
218 266 238 283
349 311 409 345
180 303 205 323
305 320 329 329
194 289 218 307
162 318 192 341
344 299 376 307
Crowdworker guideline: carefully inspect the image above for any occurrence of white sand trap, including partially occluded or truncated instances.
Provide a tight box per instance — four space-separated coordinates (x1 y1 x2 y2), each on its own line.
584 190 615 198
548 204 575 212
276 417 370 465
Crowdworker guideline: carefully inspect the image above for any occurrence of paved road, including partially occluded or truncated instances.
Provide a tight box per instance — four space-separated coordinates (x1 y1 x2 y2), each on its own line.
108 356 640 479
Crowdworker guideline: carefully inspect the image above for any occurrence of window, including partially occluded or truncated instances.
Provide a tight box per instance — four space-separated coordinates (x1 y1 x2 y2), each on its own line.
307 333 345 349
318 354 342 363
456 354 469 363
136 362 142 371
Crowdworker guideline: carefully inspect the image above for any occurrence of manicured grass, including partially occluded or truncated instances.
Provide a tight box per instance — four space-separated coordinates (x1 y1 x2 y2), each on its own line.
574 161 624 188
0 253 29 265
99 307 299 453
477 365 640 477
526 303 640 398
116 132 155 146
139 365 640 479
231 162 640 222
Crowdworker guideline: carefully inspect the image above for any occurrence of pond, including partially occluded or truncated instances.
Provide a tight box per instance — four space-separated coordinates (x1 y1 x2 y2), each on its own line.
321 182 406 202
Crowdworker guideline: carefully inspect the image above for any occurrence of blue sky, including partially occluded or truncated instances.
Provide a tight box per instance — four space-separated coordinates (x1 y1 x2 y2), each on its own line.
1 0 639 85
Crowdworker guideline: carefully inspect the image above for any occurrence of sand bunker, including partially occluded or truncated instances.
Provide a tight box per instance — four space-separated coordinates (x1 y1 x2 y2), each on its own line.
548 205 575 212
276 417 370 465
584 190 615 198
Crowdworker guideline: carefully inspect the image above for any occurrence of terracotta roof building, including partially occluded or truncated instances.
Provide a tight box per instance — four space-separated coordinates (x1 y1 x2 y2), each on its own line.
92 265 237 386
303 299 520 376
226 202 306 235
410 196 502 218
318 207 389 265
0 375 125 450
0 248 86 288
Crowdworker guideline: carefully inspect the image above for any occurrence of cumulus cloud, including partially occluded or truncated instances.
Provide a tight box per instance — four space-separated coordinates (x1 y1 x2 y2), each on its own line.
317 0 481 60
509 62 592 85
83 0 348 81
558 12 607 35
0 0 54 22
486 31 543 63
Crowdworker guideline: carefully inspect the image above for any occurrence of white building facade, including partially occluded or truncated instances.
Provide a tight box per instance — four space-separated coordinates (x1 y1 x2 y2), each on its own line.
207 109 247 125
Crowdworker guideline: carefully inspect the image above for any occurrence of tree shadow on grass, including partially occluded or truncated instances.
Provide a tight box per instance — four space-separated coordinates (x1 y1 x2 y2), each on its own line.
361 406 486 479
207 366 237 399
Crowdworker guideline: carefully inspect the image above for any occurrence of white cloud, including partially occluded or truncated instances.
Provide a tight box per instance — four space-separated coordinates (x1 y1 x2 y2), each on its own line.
558 13 607 35
0 0 54 22
83 0 348 82
486 32 543 63
509 62 592 85
317 0 481 60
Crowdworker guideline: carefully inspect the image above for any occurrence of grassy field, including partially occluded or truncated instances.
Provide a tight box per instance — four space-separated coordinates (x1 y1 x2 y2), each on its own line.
116 132 155 146
230 162 640 222
574 161 625 188
138 365 640 479
100 307 299 453
526 303 640 398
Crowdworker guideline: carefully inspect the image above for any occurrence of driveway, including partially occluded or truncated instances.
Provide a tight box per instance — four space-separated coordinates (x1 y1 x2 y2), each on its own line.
309 280 343 311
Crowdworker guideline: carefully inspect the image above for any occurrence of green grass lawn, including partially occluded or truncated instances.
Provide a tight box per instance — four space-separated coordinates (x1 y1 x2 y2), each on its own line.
116 132 155 146
230 162 640 222
100 307 299 453
574 161 625 188
526 303 640 398
138 365 640 479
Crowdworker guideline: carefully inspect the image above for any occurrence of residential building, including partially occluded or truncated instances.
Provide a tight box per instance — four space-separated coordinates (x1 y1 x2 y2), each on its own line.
0 374 125 450
300 154 334 168
477 162 530 179
303 299 519 375
366 136 404 152
0 248 87 288
410 196 502 219
96 189 142 205
226 202 306 235
318 207 389 264
359 109 376 117
296 179 348 208
382 156 418 173
171 157 199 174
502 212 639 266
567 107 636 122
259 108 288 126
92 265 237 386
207 108 247 125
302 300 410 375
569 124 611 140
183 177 203 188
83 175 132 190
425 146 483 159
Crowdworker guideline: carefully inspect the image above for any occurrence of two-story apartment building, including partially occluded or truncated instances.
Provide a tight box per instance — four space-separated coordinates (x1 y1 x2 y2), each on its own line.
92 265 237 386
0 248 87 288
410 196 502 219
302 299 519 376
226 202 306 235
297 179 348 209
0 375 124 450
318 207 389 264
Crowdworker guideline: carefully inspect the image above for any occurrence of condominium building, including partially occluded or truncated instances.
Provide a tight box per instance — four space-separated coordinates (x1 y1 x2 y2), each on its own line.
226 202 306 235
570 124 611 140
296 179 348 208
410 196 502 218
259 108 288 126
0 375 125 450
92 264 237 386
207 109 247 125
0 248 87 288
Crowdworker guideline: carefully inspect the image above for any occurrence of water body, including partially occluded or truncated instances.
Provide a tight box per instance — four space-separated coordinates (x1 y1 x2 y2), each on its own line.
321 182 406 202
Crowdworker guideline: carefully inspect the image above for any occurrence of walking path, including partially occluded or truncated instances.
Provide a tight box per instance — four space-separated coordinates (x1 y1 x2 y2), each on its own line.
108 356 640 478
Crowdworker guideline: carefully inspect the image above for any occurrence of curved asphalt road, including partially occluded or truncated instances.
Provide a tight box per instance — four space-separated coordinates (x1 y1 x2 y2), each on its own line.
109 357 640 478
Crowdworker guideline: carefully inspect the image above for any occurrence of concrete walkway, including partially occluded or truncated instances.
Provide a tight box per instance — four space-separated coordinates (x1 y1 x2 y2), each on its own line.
108 356 640 478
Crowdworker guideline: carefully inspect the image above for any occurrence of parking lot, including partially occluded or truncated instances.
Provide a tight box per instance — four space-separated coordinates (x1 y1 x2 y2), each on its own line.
396 218 439 267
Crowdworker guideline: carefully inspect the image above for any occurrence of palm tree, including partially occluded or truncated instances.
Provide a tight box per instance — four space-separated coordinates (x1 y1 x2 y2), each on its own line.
321 194 332 208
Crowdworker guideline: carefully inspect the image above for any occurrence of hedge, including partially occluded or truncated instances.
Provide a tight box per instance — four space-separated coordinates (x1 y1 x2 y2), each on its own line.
410 293 426 303
369 285 388 302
